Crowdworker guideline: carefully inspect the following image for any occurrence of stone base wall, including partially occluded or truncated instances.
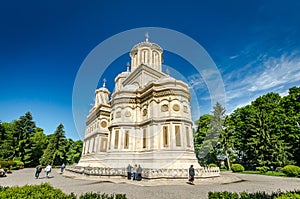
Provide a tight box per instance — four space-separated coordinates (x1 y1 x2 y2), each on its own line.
66 166 220 179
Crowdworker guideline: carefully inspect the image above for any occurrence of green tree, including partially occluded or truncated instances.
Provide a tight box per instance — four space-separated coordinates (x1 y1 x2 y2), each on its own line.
30 127 48 166
194 114 211 156
195 102 226 166
12 112 36 166
281 86 300 165
66 139 83 165
0 122 15 159
228 93 294 169
41 124 66 165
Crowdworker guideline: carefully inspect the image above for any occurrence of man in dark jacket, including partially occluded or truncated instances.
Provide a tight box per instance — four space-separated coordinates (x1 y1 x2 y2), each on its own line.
188 165 195 185
35 165 43 179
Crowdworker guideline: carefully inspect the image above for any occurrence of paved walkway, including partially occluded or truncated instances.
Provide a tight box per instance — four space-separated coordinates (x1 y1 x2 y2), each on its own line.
0 168 299 199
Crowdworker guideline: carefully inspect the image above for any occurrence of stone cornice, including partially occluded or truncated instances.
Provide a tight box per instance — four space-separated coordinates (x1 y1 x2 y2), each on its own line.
108 117 193 129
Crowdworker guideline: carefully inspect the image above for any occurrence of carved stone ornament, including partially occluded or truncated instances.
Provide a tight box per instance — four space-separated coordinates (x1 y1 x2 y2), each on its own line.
161 104 168 112
143 109 148 116
173 104 180 111
101 121 107 128
116 111 121 118
125 111 131 117
183 105 188 113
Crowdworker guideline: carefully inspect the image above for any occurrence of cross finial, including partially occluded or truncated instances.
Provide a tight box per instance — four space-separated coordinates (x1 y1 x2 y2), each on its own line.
126 62 130 72
166 68 170 76
103 78 107 88
145 32 149 42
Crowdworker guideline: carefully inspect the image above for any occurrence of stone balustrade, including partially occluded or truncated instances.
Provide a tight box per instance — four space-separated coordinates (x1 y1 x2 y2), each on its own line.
66 166 220 179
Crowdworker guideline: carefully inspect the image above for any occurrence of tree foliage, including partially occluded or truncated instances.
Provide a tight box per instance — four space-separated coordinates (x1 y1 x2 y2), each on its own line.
0 113 82 167
194 86 300 168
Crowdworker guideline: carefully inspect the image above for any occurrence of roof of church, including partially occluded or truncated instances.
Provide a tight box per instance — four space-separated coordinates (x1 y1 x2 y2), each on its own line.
131 41 162 52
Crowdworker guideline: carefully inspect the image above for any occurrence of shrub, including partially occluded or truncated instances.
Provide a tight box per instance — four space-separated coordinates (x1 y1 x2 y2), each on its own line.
282 165 300 177
275 192 300 199
208 191 239 199
231 164 245 172
209 190 300 199
208 163 218 168
0 183 76 199
276 167 283 172
14 160 24 167
79 192 127 199
0 160 16 169
256 166 269 174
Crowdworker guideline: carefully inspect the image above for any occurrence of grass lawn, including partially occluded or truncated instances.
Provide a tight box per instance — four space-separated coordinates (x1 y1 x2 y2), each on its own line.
241 170 287 177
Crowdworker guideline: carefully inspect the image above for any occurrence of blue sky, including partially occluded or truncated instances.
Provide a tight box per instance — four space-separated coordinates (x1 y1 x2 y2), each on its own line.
1 0 300 140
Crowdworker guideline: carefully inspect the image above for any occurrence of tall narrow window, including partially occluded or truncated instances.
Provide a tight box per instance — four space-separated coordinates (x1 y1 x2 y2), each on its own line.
114 130 119 149
186 127 190 147
109 131 112 149
175 126 181 146
143 51 146 63
143 129 147 149
124 130 129 149
163 126 168 147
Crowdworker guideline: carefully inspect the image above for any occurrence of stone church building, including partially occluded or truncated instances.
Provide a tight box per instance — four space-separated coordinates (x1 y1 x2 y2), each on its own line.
76 36 219 178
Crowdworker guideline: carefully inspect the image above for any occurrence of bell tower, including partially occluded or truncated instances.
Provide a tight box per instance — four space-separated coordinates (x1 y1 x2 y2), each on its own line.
129 33 163 72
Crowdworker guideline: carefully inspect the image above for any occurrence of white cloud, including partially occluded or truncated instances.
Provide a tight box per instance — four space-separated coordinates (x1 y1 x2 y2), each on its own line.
247 53 300 92
223 51 300 114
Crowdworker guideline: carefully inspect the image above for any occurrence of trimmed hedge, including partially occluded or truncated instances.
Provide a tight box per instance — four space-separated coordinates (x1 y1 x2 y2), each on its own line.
256 166 270 174
79 192 127 199
0 183 75 199
282 165 300 177
209 190 300 199
0 184 127 199
275 192 300 199
0 160 24 170
231 164 245 172
208 163 218 168
0 160 17 169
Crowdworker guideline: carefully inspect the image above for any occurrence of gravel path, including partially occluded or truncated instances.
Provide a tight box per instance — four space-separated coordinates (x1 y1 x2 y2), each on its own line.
0 168 299 199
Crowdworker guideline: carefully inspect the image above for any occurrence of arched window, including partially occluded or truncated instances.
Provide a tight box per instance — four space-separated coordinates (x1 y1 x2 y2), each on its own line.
114 130 119 149
175 126 181 146
124 130 129 149
163 126 168 147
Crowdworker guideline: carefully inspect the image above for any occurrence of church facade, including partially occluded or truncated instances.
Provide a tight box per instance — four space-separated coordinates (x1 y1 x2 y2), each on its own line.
76 36 219 178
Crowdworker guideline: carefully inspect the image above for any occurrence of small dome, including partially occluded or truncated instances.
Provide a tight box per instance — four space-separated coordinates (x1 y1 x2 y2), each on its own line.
130 41 162 56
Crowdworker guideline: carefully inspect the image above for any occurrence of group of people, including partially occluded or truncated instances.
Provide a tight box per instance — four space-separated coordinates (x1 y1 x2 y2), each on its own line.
126 164 142 181
34 163 66 179
126 164 195 185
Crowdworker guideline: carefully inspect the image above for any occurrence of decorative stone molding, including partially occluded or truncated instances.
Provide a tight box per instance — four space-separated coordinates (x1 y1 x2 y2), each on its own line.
142 109 148 116
183 105 188 113
116 111 121 118
67 166 220 179
125 111 131 117
161 104 169 112
101 121 107 128
173 104 180 111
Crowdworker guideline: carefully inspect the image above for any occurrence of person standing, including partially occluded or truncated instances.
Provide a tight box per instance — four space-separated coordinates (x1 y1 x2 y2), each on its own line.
137 164 142 181
61 163 65 173
45 164 52 178
126 164 133 180
35 165 43 179
188 165 195 185
133 164 137 180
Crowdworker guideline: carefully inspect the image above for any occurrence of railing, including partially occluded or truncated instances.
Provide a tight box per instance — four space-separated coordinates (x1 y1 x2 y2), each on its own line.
66 166 220 179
